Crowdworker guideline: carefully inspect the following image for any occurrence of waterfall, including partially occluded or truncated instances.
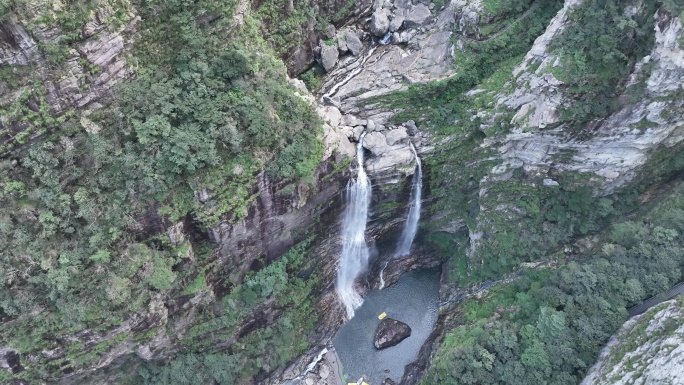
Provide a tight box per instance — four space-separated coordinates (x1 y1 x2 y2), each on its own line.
336 133 372 319
378 261 389 290
395 143 422 257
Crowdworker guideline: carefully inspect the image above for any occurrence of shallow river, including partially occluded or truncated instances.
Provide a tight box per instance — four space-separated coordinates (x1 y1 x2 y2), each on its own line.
333 268 440 385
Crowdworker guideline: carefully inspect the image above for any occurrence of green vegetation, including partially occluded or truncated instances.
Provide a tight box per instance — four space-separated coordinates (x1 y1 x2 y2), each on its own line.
421 182 684 384
553 0 658 124
0 0 325 382
373 0 684 383
136 239 319 384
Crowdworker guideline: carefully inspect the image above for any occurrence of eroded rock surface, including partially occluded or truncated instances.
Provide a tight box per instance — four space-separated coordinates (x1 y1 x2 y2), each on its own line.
374 318 412 349
582 299 684 385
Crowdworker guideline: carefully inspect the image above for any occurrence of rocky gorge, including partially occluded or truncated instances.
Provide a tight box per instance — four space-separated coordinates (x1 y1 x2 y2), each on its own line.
2 0 684 384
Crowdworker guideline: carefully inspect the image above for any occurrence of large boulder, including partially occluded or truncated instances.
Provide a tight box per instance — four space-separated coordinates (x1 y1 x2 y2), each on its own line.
385 127 408 146
320 43 339 72
370 9 390 37
362 131 388 157
389 15 405 32
404 4 432 28
345 32 364 56
374 318 412 349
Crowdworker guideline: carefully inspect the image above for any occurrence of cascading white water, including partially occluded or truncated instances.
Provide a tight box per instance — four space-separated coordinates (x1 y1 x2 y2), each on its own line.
336 133 372 319
378 261 389 290
395 143 422 257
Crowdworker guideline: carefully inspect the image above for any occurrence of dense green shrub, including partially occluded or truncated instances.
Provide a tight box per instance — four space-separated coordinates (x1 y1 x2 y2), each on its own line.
421 183 684 385
554 0 657 123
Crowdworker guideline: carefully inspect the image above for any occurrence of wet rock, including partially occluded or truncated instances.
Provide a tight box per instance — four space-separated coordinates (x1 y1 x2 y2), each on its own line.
382 378 397 385
374 318 412 349
370 9 390 37
404 4 432 28
346 32 364 56
323 95 341 109
320 43 339 72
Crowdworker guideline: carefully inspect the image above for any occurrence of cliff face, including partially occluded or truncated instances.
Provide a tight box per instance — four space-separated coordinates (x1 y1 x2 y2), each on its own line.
0 1 434 383
582 298 684 385
3 0 684 383
491 2 684 194
0 0 136 153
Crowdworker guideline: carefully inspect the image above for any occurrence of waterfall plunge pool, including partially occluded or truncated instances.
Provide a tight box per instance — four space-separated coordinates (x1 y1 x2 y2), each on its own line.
333 268 440 385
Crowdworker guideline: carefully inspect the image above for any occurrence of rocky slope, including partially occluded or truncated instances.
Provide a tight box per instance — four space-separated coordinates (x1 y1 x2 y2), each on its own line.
0 1 438 383
3 0 684 383
490 2 684 194
582 298 684 385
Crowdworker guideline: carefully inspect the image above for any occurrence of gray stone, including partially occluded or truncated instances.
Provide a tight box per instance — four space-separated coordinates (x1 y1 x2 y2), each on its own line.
391 32 402 44
404 4 432 28
389 15 405 32
385 127 408 146
394 0 411 12
320 44 339 72
374 318 412 349
342 114 367 127
337 33 348 53
345 32 364 56
543 178 559 187
404 120 418 136
323 95 341 109
362 131 388 157
0 347 23 374
352 126 365 140
370 9 391 37
325 24 336 39
322 106 342 127
319 363 330 379
366 119 376 131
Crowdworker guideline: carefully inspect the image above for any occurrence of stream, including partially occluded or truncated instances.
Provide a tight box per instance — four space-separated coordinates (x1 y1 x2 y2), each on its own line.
333 268 440 385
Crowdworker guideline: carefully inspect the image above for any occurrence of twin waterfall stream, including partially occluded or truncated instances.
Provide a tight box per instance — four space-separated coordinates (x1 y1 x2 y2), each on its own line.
336 134 423 319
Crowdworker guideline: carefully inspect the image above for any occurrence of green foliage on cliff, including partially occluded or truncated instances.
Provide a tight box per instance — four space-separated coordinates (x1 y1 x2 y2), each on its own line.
0 0 325 382
554 0 657 124
135 238 319 384
421 182 684 384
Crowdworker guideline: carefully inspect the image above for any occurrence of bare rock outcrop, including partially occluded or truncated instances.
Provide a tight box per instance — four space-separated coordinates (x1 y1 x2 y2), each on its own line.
582 299 684 385
487 2 684 194
320 43 340 72
404 4 432 28
374 318 412 349
371 8 391 37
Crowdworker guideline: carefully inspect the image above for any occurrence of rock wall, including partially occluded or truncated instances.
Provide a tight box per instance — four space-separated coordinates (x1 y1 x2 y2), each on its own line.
582 298 684 385
489 3 684 194
0 0 136 153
